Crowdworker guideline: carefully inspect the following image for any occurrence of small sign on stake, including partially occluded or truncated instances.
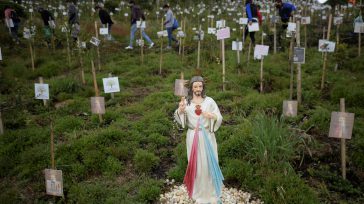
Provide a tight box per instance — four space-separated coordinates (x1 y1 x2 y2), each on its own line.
329 112 355 139
90 37 101 46
354 22 364 33
35 83 50 100
232 41 243 51
23 27 31 39
319 39 336 52
157 30 168 38
0 47 2 61
301 17 311 25
44 169 63 197
239 17 248 25
103 77 120 93
334 17 343 25
208 27 216 34
283 100 298 117
216 27 230 40
136 21 146 28
293 47 305 64
254 44 269 60
91 97 105 114
174 79 188 97
248 22 259 32
99 27 109 35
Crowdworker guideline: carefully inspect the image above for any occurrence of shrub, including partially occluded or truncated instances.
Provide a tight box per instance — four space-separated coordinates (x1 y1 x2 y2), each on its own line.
133 149 160 174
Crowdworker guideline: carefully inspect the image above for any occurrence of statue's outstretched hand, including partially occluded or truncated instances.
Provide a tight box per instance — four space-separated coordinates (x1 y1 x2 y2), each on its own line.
178 97 186 114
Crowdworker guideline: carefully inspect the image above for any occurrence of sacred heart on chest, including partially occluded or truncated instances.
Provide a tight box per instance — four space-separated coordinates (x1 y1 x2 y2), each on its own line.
195 105 202 116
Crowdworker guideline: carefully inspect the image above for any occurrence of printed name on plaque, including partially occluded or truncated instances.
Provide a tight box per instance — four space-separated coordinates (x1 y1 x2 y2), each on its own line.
35 83 50 100
216 27 230 40
293 47 305 64
103 77 120 93
283 100 298 117
91 97 105 114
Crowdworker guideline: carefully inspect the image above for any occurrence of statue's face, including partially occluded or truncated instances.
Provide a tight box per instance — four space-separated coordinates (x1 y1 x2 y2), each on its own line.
192 82 203 97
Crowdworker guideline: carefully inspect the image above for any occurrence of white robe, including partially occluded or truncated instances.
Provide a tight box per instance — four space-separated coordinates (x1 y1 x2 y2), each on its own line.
174 96 223 203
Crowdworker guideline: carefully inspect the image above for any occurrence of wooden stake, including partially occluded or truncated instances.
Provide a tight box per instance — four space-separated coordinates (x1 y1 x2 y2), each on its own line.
108 73 115 99
247 41 252 69
39 77 47 106
179 20 183 55
78 40 86 85
182 17 186 62
91 60 103 123
236 38 240 65
50 122 55 169
94 21 101 71
321 14 333 91
289 30 295 100
29 40 35 71
0 111 4 135
222 39 226 91
296 21 302 104
260 56 264 93
304 24 307 49
340 98 346 179
274 18 277 54
65 25 71 68
159 18 164 75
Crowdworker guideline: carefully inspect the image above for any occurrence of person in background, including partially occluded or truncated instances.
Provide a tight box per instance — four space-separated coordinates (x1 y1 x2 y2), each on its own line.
163 4 178 49
37 7 55 47
4 5 20 44
95 4 114 41
125 0 154 50
244 0 262 45
275 0 296 30
67 0 80 42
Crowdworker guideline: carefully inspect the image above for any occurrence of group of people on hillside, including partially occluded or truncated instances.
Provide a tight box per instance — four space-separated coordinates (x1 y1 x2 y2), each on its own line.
4 0 296 50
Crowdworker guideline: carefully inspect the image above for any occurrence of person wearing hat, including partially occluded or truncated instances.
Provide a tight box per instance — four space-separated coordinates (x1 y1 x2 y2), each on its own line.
95 4 114 41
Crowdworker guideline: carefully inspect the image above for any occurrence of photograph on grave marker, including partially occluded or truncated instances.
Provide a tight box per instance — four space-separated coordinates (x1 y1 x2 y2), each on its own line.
329 112 355 139
90 37 101 46
44 169 63 197
319 40 336 52
177 31 185 38
103 77 120 93
287 22 297 32
61 26 67 33
136 21 146 29
301 17 311 25
23 28 31 39
254 45 269 60
91 97 105 114
208 27 217 34
239 18 248 25
333 17 343 25
283 100 298 117
354 22 364 33
216 20 226 29
293 47 305 64
34 84 50 100
157 30 168 38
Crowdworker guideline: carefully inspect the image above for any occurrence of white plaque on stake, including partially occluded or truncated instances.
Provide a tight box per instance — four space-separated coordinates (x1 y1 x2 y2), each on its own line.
287 22 297 32
318 39 336 52
44 169 63 197
216 20 226 29
354 22 364 33
177 31 185 38
61 26 67 33
157 30 168 38
5 18 14 28
91 97 105 114
35 83 50 100
248 22 259 32
99 28 108 35
0 47 2 61
90 37 101 46
333 17 343 25
124 13 129 17
62 12 67 16
208 27 216 34
329 112 355 139
283 100 298 117
254 44 269 60
239 18 248 25
293 47 305 64
174 79 188 97
136 21 146 28
232 41 242 51
23 28 31 39
103 77 120 93
216 27 230 40
301 17 311 25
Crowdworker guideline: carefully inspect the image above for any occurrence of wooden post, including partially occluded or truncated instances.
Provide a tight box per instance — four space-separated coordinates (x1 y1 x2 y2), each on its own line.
260 56 264 93
322 27 326 59
108 73 115 99
140 19 144 65
91 60 103 123
39 77 47 106
29 40 35 71
304 23 307 49
340 98 346 179
94 21 101 71
222 39 226 91
179 20 183 55
359 30 361 57
50 17 55 52
274 17 277 54
296 20 302 104
0 111 4 135
50 122 55 169
321 14 332 91
236 38 240 65
289 30 295 100
247 41 252 69
182 18 186 62
197 25 201 70
78 40 86 85
159 18 164 75
65 25 71 68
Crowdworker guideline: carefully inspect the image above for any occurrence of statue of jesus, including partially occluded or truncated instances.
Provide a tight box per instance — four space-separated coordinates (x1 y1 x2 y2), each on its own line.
174 76 224 204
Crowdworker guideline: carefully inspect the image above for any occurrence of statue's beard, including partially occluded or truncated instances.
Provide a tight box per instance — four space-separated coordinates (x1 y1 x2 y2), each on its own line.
194 91 202 97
